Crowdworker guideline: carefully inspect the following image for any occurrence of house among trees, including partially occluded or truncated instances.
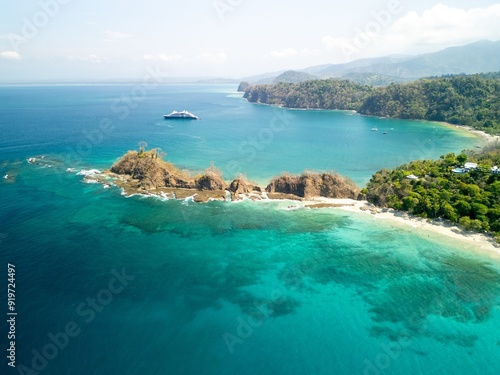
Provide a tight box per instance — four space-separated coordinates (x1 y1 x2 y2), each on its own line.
464 162 478 170
406 174 419 180
452 162 478 174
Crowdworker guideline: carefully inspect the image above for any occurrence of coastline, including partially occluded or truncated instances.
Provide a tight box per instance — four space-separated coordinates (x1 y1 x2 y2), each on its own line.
79 166 500 259
245 97 497 147
433 121 500 145
297 197 500 259
462 125 500 145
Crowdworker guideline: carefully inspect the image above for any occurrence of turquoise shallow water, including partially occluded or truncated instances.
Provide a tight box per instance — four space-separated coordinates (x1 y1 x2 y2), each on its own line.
1 85 499 375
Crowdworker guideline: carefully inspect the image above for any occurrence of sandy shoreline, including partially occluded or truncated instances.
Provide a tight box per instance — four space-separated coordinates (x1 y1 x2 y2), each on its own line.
464 126 500 145
299 197 500 259
438 121 500 145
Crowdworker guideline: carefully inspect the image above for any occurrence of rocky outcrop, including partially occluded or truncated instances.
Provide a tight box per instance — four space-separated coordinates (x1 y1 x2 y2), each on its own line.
237 81 250 92
195 172 226 191
109 149 226 191
266 175 305 197
266 172 359 199
228 178 262 196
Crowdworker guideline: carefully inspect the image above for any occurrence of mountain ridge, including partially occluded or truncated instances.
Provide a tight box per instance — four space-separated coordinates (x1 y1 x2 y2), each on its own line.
242 40 500 85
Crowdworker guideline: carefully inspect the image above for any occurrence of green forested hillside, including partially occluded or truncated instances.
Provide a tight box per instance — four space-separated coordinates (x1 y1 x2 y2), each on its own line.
364 146 500 239
243 73 500 133
244 79 373 110
359 75 500 132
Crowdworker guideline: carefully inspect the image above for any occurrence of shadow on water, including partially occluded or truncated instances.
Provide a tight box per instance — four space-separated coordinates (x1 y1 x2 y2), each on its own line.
114 197 500 348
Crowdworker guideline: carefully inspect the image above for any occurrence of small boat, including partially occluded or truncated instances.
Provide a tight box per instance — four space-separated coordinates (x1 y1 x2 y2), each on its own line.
382 131 388 134
27 157 36 164
371 127 378 131
163 110 199 120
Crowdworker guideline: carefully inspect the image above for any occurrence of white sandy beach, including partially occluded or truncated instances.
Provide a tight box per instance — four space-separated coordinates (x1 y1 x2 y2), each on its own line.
464 125 500 143
298 125 500 259
445 122 500 145
300 197 500 259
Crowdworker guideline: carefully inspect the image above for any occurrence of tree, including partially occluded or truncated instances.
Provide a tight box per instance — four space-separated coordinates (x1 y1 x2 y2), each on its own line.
457 153 468 165
454 200 472 216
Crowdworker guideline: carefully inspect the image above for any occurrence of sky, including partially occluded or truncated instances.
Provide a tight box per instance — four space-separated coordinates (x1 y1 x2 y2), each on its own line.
0 0 499 82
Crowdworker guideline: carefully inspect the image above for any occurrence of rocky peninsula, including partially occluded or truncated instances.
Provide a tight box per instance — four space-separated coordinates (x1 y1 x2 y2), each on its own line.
98 148 360 203
76 148 500 254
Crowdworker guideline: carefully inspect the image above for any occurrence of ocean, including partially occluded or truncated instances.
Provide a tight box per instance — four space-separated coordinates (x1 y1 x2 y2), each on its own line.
0 84 499 375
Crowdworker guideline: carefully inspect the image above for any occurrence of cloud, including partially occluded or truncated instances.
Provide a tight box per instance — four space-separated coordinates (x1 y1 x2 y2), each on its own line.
269 48 320 58
197 52 227 64
385 3 500 49
321 36 350 51
103 30 134 42
143 54 188 63
0 51 21 60
322 3 500 61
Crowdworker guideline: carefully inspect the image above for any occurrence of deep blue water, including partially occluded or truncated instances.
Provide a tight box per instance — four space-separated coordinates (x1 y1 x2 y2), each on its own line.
0 84 499 375
0 84 478 185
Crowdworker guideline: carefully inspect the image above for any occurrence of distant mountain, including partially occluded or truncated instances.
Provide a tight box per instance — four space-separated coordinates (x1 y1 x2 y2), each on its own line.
340 72 408 86
242 70 288 84
297 63 334 75
196 77 240 84
273 70 318 83
314 55 412 77
242 40 500 85
343 40 500 79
